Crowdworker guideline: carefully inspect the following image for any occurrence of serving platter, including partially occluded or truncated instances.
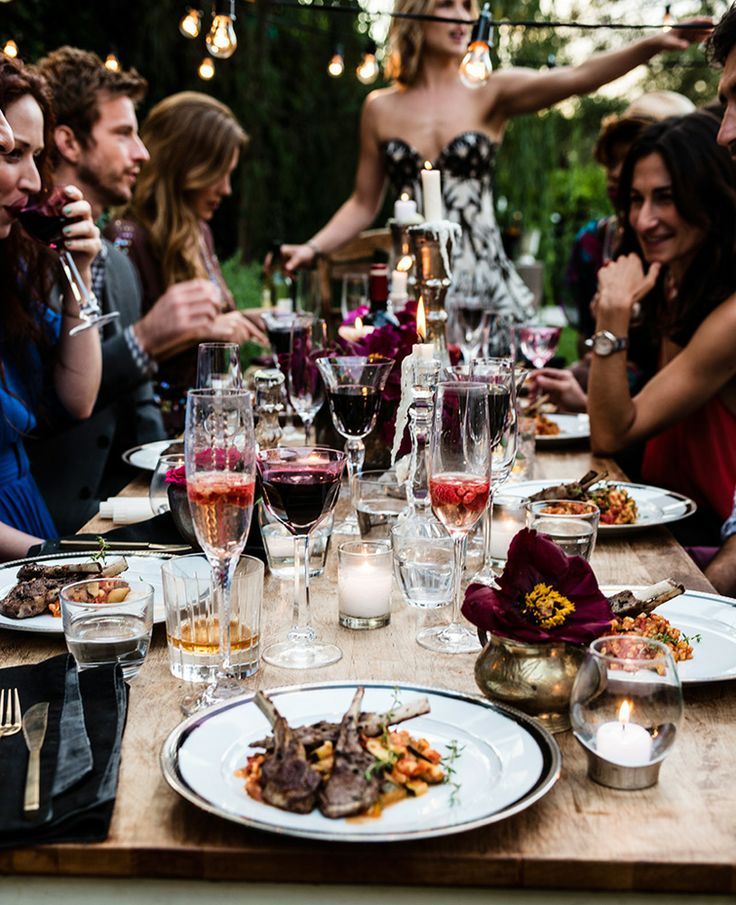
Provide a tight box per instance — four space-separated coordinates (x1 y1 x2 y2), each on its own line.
161 681 561 843
0 551 174 633
122 440 182 472
502 479 696 534
535 413 590 447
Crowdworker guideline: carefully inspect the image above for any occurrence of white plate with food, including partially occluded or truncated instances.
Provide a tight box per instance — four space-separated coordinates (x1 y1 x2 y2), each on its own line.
161 682 561 842
534 413 590 447
122 440 182 472
602 586 736 684
502 478 696 533
0 552 173 633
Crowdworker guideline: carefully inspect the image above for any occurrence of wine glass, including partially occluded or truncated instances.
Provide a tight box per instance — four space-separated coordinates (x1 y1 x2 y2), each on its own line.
296 269 321 315
287 315 327 444
340 273 369 320
486 314 529 389
450 297 490 364
316 356 394 535
183 388 256 712
263 310 298 367
196 342 242 389
257 446 346 668
469 357 518 586
425 381 490 653
18 189 119 335
514 323 562 370
149 453 185 515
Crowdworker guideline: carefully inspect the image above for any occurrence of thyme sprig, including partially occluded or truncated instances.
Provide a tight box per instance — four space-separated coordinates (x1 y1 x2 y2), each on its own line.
90 536 110 564
442 739 464 807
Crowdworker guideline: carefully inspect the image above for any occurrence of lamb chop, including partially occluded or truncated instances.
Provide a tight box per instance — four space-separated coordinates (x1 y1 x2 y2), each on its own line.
251 697 431 752
607 580 685 619
0 557 128 619
528 470 607 503
319 687 381 819
254 691 322 815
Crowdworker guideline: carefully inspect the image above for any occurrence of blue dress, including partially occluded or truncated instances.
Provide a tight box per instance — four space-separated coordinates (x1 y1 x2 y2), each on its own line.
0 306 60 539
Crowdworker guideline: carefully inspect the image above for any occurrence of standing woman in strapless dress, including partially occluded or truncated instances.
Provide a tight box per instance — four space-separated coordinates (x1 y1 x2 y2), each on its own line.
281 0 709 320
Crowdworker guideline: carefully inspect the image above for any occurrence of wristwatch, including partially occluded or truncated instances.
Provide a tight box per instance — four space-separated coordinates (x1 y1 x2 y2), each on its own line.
585 330 629 357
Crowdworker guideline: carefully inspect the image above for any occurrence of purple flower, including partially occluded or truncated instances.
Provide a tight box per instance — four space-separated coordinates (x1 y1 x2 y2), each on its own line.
462 528 614 645
164 465 187 486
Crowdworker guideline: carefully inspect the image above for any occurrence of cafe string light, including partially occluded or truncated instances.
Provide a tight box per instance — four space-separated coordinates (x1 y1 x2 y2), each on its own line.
180 7 203 38
356 39 380 84
198 55 216 79
2 39 18 59
662 4 674 31
327 44 345 77
104 53 121 72
206 0 238 59
459 2 493 89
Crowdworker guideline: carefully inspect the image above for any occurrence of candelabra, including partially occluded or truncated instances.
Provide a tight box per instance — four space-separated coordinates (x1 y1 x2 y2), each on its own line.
408 222 461 364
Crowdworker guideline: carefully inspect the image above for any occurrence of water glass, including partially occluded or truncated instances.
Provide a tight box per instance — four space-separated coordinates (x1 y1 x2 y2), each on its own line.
355 470 407 540
149 453 186 516
341 273 369 319
392 526 455 609
161 554 264 683
510 414 536 482
526 499 600 561
61 579 154 680
259 503 332 580
338 540 393 629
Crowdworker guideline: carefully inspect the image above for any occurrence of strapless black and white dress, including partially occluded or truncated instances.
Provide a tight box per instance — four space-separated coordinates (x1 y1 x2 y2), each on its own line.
382 131 534 321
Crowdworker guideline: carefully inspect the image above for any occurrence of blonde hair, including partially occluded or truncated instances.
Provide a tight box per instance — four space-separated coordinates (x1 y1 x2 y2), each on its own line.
127 91 248 288
385 0 479 86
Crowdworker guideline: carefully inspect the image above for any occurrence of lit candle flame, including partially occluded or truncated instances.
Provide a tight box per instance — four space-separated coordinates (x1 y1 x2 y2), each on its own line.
400 192 409 201
423 160 433 171
618 700 632 725
397 255 412 273
416 298 426 341
355 316 364 333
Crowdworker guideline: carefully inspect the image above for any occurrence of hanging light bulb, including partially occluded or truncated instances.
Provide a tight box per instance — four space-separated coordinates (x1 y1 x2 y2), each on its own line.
206 0 237 59
356 40 379 85
179 7 202 39
327 44 345 78
662 4 674 31
459 3 494 90
198 56 216 80
104 53 121 72
3 39 18 59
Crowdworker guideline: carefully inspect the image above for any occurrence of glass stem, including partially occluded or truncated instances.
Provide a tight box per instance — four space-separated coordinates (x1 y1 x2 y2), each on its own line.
450 533 467 627
287 533 315 645
482 491 495 570
213 557 236 678
345 438 365 508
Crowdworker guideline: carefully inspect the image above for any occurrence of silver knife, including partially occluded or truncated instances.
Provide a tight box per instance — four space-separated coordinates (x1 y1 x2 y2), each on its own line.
22 703 49 813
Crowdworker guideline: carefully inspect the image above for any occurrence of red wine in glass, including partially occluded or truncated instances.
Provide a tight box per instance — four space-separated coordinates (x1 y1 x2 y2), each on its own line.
488 385 511 447
429 472 490 534
328 385 381 438
17 206 69 248
518 326 561 369
260 467 341 533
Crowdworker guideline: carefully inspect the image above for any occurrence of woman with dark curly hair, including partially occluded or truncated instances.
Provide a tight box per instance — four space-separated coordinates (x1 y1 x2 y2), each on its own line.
0 57 101 557
588 111 736 537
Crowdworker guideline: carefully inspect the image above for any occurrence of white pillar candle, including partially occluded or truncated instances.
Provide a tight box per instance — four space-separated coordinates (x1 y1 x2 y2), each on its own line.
394 195 418 224
391 269 408 299
338 544 393 622
595 701 653 766
420 165 443 222
412 343 434 360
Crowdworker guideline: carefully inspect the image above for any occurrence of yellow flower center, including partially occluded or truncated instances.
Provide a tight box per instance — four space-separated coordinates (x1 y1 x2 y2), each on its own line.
522 582 576 629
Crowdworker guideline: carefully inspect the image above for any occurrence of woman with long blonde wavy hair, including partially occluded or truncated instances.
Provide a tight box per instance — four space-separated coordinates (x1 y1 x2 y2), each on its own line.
280 0 709 321
108 91 265 433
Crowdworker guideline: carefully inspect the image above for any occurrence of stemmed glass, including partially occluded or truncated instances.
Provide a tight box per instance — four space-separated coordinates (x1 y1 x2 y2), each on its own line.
263 310 298 367
514 323 562 370
469 358 518 586
287 315 327 444
18 189 119 335
257 446 346 668
184 388 256 712
425 381 490 653
196 342 242 389
451 298 490 364
341 273 369 320
316 356 394 535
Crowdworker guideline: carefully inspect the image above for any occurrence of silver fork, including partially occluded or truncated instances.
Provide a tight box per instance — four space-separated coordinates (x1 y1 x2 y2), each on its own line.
0 688 21 737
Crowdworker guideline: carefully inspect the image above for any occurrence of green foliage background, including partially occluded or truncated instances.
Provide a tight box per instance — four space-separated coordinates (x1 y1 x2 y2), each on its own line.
0 0 720 310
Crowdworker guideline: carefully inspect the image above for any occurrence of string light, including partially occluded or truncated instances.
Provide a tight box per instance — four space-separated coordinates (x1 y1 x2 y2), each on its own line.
356 39 379 84
198 55 216 79
179 7 202 38
206 0 237 59
104 53 121 72
327 44 345 78
459 3 493 89
2 39 18 59
662 4 674 31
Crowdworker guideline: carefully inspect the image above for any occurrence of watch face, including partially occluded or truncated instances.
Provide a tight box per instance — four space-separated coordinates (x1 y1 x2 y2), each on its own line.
596 334 614 355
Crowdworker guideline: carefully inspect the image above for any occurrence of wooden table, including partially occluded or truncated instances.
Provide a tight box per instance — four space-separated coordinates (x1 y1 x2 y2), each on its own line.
1 449 734 895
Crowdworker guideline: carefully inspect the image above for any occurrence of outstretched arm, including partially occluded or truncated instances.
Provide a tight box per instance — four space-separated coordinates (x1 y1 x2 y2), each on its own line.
491 20 711 122
281 93 388 271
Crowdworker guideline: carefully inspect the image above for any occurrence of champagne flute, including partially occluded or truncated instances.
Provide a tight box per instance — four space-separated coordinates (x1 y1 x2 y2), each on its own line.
340 273 369 320
316 356 394 535
196 342 242 389
287 315 327 444
425 381 490 653
184 388 256 712
469 357 518 586
258 446 346 668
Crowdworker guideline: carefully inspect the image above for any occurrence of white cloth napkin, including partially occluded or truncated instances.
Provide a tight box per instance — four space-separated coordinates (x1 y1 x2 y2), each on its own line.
98 497 155 525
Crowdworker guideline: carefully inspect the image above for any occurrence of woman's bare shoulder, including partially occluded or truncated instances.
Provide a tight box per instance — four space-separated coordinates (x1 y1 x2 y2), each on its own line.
364 85 403 112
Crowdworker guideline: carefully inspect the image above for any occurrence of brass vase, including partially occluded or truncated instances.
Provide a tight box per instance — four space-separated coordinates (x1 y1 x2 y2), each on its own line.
474 630 585 733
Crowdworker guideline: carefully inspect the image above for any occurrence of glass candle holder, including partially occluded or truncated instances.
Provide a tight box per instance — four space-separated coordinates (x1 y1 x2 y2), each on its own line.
526 499 600 561
570 635 684 790
338 540 392 629
488 495 527 564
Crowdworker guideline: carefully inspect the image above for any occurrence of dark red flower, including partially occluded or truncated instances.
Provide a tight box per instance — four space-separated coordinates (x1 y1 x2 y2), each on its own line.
462 528 614 645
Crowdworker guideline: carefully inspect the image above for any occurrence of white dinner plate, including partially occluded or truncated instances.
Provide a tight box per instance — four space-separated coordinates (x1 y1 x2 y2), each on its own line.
0 552 174 633
161 682 561 842
502 479 696 534
535 413 590 447
122 440 182 472
603 588 736 684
